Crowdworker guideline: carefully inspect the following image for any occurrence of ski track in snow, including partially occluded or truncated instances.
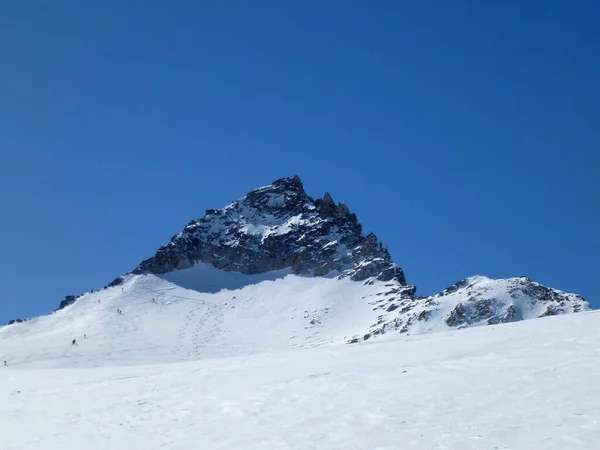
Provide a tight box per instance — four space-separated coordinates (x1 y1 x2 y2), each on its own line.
0 264 598 449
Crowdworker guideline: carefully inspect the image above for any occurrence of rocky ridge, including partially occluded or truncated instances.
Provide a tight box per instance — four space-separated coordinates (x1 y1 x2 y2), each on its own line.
135 176 406 285
357 275 589 341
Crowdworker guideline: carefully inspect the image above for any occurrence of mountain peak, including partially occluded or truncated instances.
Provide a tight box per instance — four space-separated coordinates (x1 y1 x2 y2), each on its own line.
3 176 589 360
322 192 335 205
265 175 306 194
135 177 407 285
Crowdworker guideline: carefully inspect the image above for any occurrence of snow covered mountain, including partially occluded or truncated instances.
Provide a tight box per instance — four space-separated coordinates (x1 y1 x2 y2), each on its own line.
128 175 590 337
0 176 590 366
134 175 406 284
0 176 596 450
364 275 589 339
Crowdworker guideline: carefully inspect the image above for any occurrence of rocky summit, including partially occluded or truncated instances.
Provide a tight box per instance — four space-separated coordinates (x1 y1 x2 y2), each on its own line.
128 175 589 341
135 176 407 285
17 175 588 344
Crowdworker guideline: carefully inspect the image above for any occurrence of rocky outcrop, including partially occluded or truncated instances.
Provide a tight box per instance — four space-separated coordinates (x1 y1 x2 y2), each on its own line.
57 295 80 311
354 275 590 341
135 176 406 284
6 318 26 326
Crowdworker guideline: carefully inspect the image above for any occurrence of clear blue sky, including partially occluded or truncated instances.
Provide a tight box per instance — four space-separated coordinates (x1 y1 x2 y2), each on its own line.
1 1 598 323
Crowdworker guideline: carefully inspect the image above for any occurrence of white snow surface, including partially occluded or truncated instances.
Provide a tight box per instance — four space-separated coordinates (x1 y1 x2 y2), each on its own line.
0 264 597 449
0 264 393 368
1 311 600 449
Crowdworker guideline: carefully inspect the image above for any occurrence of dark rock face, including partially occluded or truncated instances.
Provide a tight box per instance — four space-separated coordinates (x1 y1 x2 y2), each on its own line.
445 303 468 327
445 298 519 328
7 318 25 325
135 176 406 284
57 295 80 311
108 277 124 288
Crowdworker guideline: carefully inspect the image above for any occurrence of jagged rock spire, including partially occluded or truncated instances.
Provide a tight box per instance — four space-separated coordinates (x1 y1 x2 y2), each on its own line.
135 176 407 285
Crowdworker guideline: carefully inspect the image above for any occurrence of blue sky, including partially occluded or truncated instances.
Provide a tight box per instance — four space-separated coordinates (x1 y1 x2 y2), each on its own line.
0 1 598 323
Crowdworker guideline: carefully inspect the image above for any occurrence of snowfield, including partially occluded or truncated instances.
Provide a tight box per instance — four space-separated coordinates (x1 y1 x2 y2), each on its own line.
0 264 597 449
1 310 600 449
0 264 392 368
0 264 587 369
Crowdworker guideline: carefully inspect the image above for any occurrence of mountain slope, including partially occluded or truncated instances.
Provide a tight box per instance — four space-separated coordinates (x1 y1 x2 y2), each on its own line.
0 267 588 369
0 176 590 363
365 275 589 338
0 264 411 368
0 176 596 449
3 309 600 449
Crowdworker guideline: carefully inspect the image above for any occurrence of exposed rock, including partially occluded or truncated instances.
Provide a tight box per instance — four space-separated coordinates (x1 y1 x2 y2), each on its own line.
135 176 406 284
57 295 78 311
360 275 590 341
501 305 517 323
7 318 25 325
446 303 467 327
336 202 350 218
108 277 124 288
322 192 334 206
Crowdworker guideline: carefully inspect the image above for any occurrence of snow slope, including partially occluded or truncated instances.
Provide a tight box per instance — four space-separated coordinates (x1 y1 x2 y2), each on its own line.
1 176 594 449
0 264 589 368
2 309 600 449
0 264 395 368
21 175 584 351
